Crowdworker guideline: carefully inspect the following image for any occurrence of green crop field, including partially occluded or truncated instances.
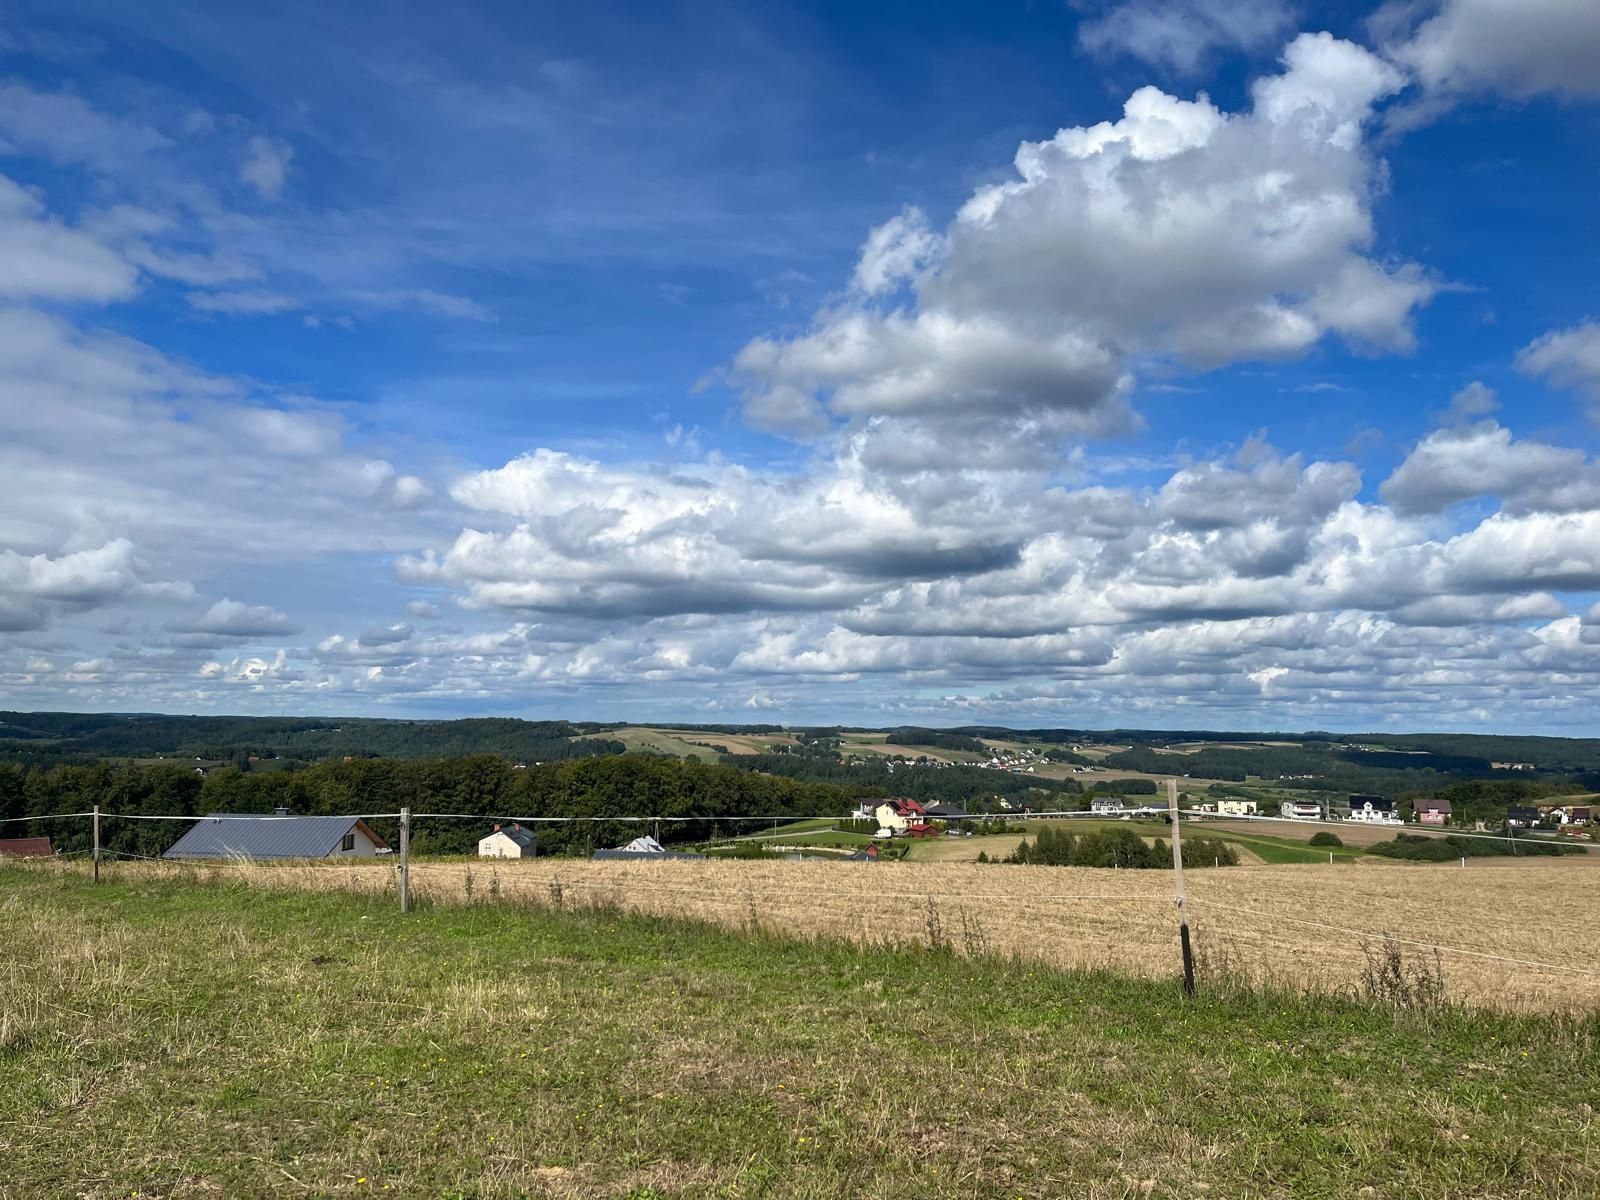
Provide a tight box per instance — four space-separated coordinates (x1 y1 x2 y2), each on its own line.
2 866 1597 1199
905 819 1370 865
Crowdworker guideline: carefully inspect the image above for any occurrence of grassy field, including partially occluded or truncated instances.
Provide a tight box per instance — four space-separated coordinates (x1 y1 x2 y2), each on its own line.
669 731 799 756
580 727 723 760
582 727 799 758
901 820 1369 866
840 740 973 763
3 867 1597 1199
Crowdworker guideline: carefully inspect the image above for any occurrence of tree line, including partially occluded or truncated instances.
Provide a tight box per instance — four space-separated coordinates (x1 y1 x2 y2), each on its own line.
721 754 1083 810
882 728 989 755
0 712 623 765
997 825 1238 869
0 754 857 859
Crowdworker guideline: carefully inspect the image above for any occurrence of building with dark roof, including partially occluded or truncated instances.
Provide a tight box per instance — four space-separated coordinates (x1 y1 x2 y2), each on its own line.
0 836 53 858
162 814 388 860
478 823 538 858
923 802 973 821
592 835 704 861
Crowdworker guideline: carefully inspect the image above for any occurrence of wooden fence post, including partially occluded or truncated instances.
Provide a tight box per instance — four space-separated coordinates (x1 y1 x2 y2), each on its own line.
1166 780 1195 996
399 807 411 914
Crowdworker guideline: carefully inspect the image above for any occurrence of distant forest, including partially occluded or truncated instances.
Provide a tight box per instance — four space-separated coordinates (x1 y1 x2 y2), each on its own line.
4 712 1598 847
0 712 623 765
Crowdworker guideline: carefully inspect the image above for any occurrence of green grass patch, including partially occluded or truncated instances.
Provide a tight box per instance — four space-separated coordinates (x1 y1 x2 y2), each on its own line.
1 866 1596 1198
1021 818 1367 865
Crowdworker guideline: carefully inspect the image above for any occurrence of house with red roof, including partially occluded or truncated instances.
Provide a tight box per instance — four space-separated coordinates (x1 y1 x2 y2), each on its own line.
872 798 928 837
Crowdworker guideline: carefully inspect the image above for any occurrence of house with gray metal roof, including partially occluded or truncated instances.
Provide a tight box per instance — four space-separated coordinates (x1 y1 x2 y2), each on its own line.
478 823 537 858
162 814 388 860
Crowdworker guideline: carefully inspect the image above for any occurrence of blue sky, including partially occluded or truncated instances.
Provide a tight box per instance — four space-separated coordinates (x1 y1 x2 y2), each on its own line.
3 0 1600 732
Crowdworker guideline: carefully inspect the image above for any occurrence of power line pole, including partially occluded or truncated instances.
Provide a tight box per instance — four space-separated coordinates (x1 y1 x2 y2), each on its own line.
92 804 100 885
1166 779 1195 997
399 807 411 914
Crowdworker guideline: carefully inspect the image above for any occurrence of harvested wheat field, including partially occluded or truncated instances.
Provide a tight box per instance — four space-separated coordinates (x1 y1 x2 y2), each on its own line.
67 856 1600 1012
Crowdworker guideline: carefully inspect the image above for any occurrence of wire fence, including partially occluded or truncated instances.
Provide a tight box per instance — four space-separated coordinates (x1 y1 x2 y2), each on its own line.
3 802 1597 1010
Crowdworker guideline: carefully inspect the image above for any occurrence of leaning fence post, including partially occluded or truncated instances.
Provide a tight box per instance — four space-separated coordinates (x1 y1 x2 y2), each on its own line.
93 804 101 884
399 807 411 914
1166 779 1195 996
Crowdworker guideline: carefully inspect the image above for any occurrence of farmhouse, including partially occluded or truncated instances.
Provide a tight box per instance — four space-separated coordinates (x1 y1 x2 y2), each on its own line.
1506 806 1541 829
1216 798 1258 817
478 823 537 858
1414 798 1452 826
1548 805 1591 827
0 836 52 858
1090 797 1126 815
162 813 388 860
873 798 927 837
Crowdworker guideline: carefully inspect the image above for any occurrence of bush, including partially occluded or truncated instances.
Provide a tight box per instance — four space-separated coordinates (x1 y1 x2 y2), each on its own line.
1005 827 1237 868
703 842 781 860
1367 833 1570 861
1308 832 1343 848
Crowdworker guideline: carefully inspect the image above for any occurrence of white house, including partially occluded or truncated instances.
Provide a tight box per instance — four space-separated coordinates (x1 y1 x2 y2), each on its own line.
1279 800 1323 821
1346 796 1402 825
478 823 537 858
1090 797 1126 815
617 835 666 853
1217 798 1258 817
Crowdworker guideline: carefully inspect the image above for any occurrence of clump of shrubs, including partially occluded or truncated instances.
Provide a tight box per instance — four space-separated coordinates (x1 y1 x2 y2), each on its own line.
1369 833 1569 861
1004 825 1238 868
705 842 782 860
1308 831 1343 848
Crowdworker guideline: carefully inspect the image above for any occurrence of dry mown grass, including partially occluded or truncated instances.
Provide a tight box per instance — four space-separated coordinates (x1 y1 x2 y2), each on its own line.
46 856 1600 1012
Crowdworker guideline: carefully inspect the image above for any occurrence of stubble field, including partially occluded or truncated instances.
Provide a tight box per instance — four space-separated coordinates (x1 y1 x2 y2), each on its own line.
48 854 1600 1012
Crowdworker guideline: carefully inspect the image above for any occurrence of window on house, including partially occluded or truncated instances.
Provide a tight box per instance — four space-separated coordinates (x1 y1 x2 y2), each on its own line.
340 833 356 852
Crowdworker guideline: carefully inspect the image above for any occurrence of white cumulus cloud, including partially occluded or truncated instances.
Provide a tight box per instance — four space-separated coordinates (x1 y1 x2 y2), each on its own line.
730 34 1431 454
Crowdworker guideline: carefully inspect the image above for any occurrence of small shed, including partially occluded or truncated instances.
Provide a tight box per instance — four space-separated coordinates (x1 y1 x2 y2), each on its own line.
162 814 388 860
478 823 537 858
0 836 52 858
